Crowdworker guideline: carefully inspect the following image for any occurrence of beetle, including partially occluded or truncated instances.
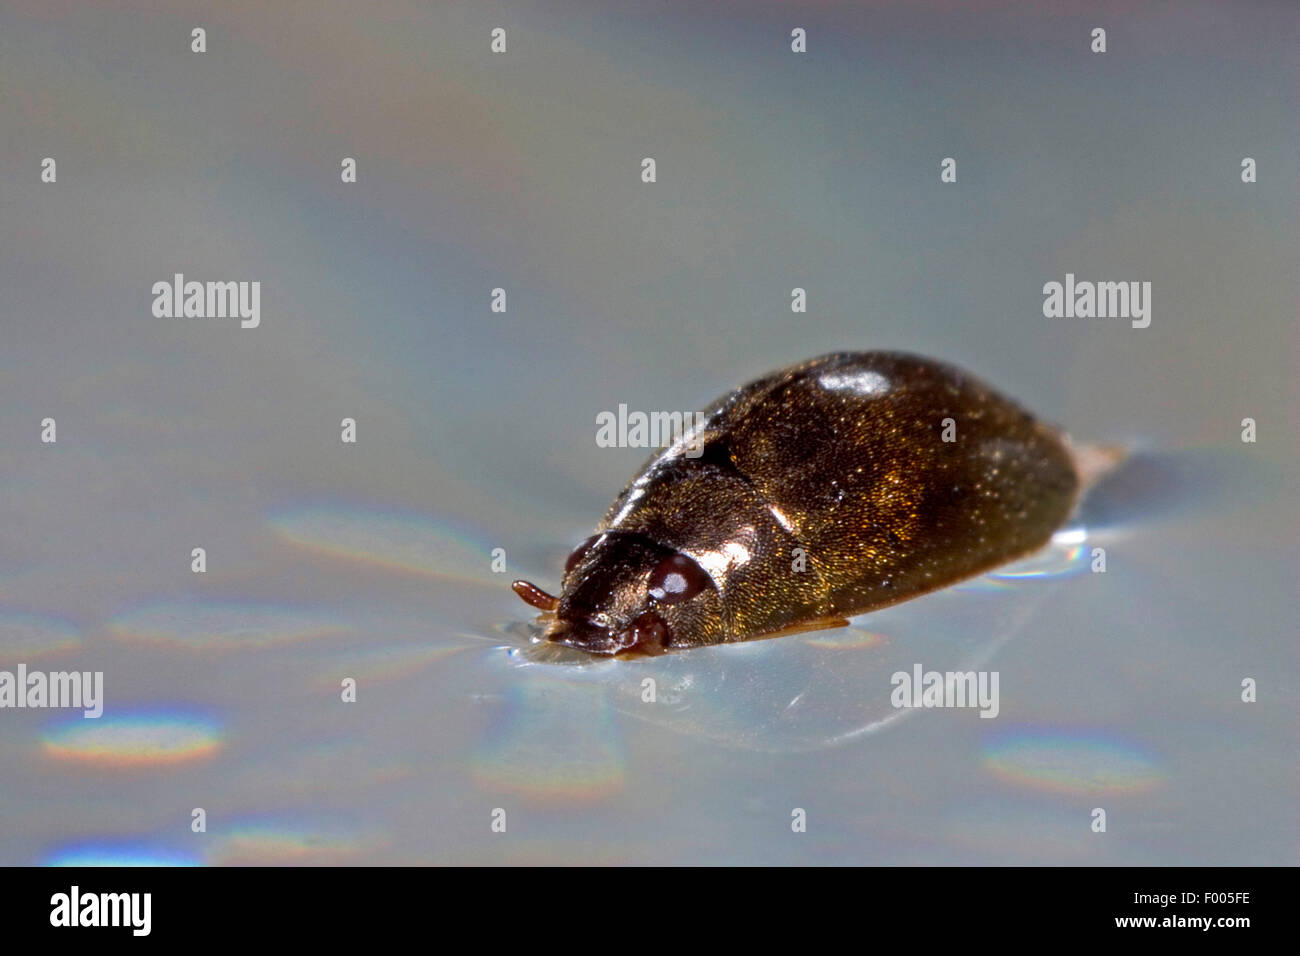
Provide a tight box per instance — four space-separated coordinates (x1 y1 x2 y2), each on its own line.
513 351 1081 656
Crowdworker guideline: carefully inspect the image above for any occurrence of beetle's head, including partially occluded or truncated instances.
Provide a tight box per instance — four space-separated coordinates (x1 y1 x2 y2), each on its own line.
512 531 724 655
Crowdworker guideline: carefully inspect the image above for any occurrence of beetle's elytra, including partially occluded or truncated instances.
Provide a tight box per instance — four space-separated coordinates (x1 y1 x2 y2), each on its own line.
514 352 1081 656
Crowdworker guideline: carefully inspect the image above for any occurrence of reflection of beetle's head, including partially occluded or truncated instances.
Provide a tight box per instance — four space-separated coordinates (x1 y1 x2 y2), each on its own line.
513 531 723 656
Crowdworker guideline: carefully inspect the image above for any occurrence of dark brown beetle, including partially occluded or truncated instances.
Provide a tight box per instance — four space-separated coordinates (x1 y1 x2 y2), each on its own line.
514 352 1082 656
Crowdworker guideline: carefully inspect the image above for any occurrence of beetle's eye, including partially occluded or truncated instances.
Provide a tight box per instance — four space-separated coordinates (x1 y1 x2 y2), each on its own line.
648 553 710 605
564 535 603 576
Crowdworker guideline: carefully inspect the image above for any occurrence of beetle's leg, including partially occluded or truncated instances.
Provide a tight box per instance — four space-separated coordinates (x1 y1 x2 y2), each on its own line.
512 580 560 612
748 615 851 643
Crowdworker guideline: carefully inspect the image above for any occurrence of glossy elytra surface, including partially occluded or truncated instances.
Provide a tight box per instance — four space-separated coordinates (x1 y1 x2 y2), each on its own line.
514 352 1080 656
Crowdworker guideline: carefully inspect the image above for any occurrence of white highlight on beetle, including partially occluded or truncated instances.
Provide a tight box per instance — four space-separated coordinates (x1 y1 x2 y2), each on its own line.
690 538 754 583
818 369 889 396
1052 527 1088 546
890 664 999 718
767 503 796 534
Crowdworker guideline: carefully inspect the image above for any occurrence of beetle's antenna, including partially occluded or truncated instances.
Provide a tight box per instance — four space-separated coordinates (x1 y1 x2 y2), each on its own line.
512 580 560 611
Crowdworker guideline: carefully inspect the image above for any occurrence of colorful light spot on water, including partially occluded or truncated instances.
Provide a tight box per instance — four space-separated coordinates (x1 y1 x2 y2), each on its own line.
0 611 81 660
208 818 379 865
109 601 342 649
957 528 1089 592
473 680 625 802
44 842 201 866
269 504 492 585
983 730 1164 794
42 711 223 768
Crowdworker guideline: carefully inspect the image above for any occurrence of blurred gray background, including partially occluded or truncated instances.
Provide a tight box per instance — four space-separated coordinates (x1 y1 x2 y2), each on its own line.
0 0 1295 864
